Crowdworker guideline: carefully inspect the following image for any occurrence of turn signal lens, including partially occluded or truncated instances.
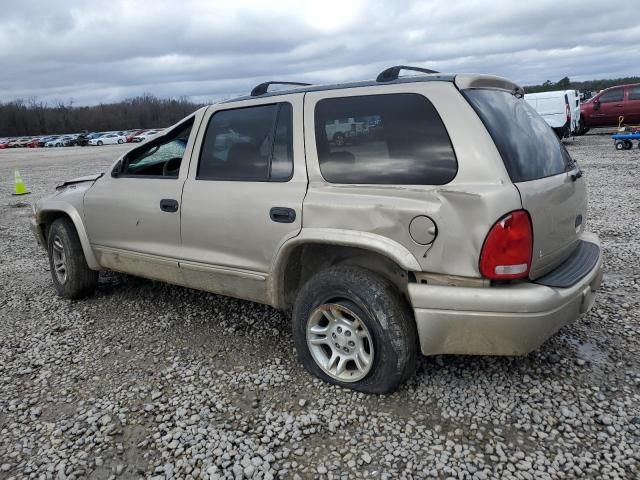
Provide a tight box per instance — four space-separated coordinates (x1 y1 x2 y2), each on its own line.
479 210 533 280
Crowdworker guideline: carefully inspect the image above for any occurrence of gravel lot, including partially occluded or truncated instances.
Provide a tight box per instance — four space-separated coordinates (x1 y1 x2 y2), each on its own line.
0 137 639 480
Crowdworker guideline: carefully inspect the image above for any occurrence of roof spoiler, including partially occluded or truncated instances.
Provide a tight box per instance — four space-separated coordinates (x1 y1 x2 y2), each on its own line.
250 81 312 97
455 74 525 98
376 65 439 83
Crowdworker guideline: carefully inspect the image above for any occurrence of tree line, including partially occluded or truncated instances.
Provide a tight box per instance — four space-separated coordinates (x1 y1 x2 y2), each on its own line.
524 76 640 94
0 95 204 137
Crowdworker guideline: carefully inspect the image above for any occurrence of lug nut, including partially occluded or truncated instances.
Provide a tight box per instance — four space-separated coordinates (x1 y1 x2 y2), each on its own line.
332 333 336 339
345 330 351 337
348 341 355 347
337 327 342 333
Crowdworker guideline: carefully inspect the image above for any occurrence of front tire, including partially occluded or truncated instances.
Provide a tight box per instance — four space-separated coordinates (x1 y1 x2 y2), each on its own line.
47 218 98 299
292 266 417 394
97 140 103 146
117 139 124 144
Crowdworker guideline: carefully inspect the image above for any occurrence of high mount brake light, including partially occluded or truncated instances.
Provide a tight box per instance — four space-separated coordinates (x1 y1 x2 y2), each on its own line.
479 210 533 280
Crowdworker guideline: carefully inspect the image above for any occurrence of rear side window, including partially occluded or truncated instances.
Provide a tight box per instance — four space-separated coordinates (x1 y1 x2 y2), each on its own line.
314 93 457 185
198 103 293 181
464 89 572 183
629 86 640 100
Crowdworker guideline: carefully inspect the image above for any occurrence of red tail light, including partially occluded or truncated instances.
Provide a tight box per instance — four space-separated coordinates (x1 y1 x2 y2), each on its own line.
479 210 533 280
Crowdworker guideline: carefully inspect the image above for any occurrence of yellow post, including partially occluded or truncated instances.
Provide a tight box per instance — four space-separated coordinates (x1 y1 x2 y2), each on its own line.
13 169 31 196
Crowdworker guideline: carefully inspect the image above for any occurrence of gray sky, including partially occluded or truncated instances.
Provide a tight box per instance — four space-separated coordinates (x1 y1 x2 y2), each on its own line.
1 0 638 105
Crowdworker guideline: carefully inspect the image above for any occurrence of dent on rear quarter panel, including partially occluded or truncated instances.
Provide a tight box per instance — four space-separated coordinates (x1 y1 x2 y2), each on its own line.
302 183 521 278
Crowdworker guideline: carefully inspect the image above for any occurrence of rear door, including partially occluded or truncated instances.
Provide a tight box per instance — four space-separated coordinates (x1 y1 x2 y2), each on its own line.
463 89 586 278
179 94 307 302
624 85 640 124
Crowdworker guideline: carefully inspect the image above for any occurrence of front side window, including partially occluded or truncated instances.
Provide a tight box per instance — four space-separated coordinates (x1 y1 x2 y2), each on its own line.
122 117 193 177
197 103 293 181
314 94 457 185
599 88 623 103
629 86 640 100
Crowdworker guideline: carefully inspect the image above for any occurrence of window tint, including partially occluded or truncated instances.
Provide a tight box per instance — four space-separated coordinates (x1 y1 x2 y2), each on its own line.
464 89 572 183
314 94 457 185
122 118 193 177
599 88 623 103
629 86 640 100
198 103 293 181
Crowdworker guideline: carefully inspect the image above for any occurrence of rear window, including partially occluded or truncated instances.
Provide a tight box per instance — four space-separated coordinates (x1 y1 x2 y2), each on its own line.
464 89 572 183
314 93 457 185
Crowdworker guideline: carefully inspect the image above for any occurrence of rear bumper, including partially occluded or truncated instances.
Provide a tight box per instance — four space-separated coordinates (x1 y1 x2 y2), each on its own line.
409 232 603 356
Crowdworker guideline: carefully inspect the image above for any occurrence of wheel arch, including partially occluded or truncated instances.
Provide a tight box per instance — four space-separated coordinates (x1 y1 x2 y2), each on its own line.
269 230 421 310
37 205 101 270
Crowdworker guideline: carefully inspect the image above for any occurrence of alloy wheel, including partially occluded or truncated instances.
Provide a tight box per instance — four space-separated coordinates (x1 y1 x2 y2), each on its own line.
306 303 374 382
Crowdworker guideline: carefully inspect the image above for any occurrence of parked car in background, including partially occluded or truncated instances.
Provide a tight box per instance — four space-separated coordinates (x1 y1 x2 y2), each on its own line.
31 67 602 393
580 83 640 133
88 133 126 146
63 134 80 147
9 137 31 148
27 137 43 148
126 129 146 142
524 90 580 138
37 136 58 147
45 136 71 147
131 130 161 142
77 132 103 146
0 139 11 149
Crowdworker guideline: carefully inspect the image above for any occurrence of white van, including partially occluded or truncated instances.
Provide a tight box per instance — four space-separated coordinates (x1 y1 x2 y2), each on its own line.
524 90 580 138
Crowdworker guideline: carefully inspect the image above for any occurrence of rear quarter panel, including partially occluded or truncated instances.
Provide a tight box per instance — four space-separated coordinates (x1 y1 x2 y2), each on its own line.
302 82 522 277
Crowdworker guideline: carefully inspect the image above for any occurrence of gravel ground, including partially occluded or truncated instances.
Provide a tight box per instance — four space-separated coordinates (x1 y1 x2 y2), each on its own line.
0 137 638 480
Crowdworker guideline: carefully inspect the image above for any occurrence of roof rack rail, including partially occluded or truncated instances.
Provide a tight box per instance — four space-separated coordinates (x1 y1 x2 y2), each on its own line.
250 81 312 97
376 65 439 83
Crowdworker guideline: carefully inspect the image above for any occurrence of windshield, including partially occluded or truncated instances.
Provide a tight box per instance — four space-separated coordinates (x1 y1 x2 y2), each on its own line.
464 89 573 183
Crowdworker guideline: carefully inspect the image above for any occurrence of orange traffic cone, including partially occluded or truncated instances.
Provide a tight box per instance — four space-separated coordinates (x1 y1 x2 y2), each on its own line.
13 169 30 196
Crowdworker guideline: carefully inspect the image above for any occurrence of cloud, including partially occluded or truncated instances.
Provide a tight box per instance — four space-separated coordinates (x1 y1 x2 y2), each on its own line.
0 0 638 105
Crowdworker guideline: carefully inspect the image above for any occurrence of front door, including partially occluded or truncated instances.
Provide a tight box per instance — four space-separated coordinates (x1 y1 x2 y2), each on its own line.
591 87 624 126
84 115 199 283
179 95 307 303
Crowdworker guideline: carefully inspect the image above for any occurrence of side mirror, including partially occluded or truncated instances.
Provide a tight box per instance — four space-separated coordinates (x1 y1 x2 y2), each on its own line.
593 99 600 110
111 160 122 178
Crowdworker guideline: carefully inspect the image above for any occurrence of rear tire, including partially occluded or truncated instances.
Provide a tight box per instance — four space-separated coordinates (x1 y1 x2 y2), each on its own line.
624 140 633 150
47 218 98 299
117 139 124 144
292 265 417 394
615 141 624 150
97 140 103 146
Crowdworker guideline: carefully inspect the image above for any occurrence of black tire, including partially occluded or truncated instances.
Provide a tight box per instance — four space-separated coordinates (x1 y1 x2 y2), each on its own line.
117 139 124 144
624 140 633 150
47 218 98 299
333 132 345 147
615 141 624 150
97 140 103 146
292 265 418 394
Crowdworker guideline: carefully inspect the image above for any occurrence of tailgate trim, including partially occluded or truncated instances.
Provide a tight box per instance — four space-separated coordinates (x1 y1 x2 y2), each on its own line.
534 240 600 288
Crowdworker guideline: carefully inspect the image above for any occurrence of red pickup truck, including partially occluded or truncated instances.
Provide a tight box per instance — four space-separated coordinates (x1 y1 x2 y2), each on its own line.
580 83 640 132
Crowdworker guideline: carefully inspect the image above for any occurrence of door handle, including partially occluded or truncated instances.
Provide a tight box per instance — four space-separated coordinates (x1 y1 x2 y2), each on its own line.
270 207 296 223
160 198 179 212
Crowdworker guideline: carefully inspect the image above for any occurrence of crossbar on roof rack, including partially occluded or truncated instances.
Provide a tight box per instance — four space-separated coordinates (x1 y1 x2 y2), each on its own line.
250 81 312 97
